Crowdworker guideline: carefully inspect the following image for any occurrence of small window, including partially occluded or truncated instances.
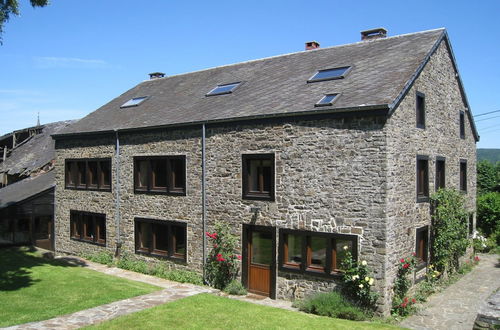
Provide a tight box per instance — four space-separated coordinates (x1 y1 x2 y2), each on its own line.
416 92 425 128
415 226 428 265
65 159 112 191
436 157 446 190
279 229 357 276
315 94 339 107
469 213 474 236
134 218 187 260
308 66 351 83
134 156 186 195
120 96 148 108
417 155 429 202
460 160 467 192
206 82 240 96
70 211 106 246
242 154 275 201
459 111 465 139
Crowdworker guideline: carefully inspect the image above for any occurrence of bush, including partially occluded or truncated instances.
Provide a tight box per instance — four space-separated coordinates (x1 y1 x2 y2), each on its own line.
340 248 378 308
85 251 114 266
223 279 247 295
477 192 500 237
116 253 149 274
297 292 368 321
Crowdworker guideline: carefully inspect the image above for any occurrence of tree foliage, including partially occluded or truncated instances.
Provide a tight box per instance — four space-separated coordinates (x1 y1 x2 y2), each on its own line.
0 0 49 43
477 192 500 237
477 160 498 194
430 189 469 274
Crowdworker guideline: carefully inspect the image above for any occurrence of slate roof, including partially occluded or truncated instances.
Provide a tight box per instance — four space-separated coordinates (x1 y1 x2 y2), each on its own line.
0 121 74 176
55 28 475 139
0 171 54 209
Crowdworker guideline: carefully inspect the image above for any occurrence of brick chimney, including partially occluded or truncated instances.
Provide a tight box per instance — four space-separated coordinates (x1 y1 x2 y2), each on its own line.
149 72 165 79
360 28 387 41
305 41 320 50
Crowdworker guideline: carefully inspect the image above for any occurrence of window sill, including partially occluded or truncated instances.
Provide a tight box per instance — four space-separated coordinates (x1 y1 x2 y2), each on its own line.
135 249 186 262
242 193 274 201
70 237 106 247
416 196 429 203
134 189 186 196
65 186 112 193
278 266 342 279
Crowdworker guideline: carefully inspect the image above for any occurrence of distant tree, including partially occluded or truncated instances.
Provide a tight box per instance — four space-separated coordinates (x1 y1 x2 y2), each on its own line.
0 0 49 44
477 160 497 194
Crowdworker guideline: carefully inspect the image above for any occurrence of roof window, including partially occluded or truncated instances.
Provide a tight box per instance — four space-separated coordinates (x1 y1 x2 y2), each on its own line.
308 66 351 83
206 82 240 96
315 94 339 107
120 96 148 108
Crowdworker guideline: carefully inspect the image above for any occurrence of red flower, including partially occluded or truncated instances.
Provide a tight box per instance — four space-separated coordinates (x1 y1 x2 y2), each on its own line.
474 256 480 262
217 253 222 258
403 263 409 269
404 297 409 303
412 252 416 257
400 258 405 263
411 298 416 303
401 302 407 308
213 244 218 248
237 255 242 260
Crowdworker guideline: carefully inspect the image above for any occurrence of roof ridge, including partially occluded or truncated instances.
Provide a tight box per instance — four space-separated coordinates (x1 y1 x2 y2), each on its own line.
138 28 446 85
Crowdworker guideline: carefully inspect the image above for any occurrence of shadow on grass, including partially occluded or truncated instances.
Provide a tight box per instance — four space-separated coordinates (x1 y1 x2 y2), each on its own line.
0 246 87 292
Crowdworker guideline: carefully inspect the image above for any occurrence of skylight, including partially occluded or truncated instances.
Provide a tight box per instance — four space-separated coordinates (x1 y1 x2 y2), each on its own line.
315 94 339 107
206 82 240 96
120 96 148 108
308 66 351 83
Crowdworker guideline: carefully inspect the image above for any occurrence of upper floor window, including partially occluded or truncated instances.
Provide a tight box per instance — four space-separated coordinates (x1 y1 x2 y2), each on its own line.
206 82 241 96
134 156 186 195
415 226 428 266
416 92 425 129
134 218 187 260
70 210 106 246
308 66 351 83
459 111 465 139
436 157 446 190
416 155 429 202
460 160 467 192
65 159 111 191
242 154 275 201
279 229 358 276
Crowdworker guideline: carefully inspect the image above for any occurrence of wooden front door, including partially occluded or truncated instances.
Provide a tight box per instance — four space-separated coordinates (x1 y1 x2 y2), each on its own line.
33 216 53 251
244 226 275 297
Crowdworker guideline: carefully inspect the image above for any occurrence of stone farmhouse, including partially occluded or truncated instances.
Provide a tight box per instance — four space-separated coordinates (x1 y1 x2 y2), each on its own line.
52 28 478 312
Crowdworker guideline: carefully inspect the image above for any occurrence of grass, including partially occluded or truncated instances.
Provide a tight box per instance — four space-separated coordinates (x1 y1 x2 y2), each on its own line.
88 293 400 330
0 247 160 327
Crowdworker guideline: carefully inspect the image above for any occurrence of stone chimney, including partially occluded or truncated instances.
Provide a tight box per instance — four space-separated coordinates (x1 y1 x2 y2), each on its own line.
149 72 165 79
305 41 320 50
360 28 387 41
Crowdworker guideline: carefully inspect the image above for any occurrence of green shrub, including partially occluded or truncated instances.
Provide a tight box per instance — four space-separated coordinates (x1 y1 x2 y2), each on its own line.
223 279 247 295
340 249 378 308
86 251 114 265
162 269 203 285
477 192 500 237
116 253 149 274
297 291 368 321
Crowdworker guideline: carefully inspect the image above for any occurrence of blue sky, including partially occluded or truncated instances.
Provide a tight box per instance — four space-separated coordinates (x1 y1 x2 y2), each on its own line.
1 0 499 148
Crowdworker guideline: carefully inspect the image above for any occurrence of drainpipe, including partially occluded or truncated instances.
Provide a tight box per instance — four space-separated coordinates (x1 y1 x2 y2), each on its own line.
114 130 122 256
202 123 207 282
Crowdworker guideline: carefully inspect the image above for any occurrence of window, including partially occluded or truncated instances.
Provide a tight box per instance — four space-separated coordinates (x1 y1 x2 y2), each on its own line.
460 160 467 192
416 155 429 202
65 159 112 191
134 218 187 260
315 94 339 107
416 92 425 128
308 66 351 83
415 226 428 265
436 157 446 190
459 111 465 139
206 82 241 96
242 154 275 201
469 213 474 236
279 229 357 276
134 156 186 195
120 96 148 108
70 211 106 245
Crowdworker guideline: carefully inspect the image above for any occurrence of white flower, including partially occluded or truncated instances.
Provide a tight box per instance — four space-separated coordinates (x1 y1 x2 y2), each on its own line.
343 245 349 250
369 278 374 286
364 276 370 282
361 260 367 266
359 284 364 288
352 275 359 280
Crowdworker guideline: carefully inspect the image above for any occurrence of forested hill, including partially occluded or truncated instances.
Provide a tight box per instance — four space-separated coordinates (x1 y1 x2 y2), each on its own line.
478 149 500 163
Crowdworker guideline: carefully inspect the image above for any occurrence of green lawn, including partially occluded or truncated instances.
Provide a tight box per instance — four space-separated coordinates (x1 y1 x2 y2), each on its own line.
0 247 160 327
88 293 399 330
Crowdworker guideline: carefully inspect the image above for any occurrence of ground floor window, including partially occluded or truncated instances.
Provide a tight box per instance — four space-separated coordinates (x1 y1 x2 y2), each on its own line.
134 218 187 260
70 211 106 245
415 226 429 265
279 229 358 276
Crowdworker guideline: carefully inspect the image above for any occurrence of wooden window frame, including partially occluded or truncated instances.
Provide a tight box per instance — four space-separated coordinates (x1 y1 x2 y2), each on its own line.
416 155 429 202
416 91 426 129
65 158 112 192
133 156 186 195
70 210 106 246
278 229 358 278
134 218 187 261
459 111 465 139
415 226 429 267
435 156 446 191
460 159 467 193
242 153 275 201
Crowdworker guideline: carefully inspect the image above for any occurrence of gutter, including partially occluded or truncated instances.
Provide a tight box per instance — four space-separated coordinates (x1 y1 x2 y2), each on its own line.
114 130 122 255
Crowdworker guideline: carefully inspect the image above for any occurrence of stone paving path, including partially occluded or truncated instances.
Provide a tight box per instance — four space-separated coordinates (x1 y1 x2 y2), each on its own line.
400 253 500 330
3 256 295 330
